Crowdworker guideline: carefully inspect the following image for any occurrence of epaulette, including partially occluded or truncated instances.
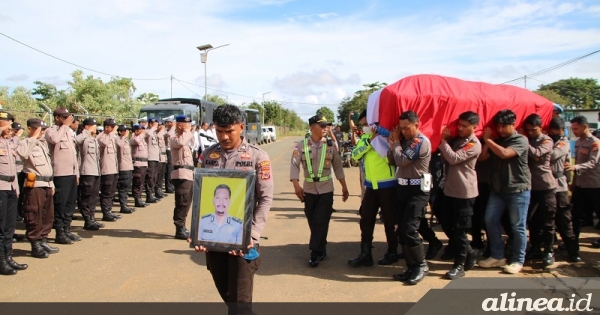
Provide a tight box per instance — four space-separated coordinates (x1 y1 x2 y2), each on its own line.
231 217 242 224
201 213 212 219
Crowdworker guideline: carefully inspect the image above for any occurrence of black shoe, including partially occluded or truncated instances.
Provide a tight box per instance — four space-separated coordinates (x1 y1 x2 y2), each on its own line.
12 234 25 243
378 252 399 265
102 213 119 222
0 251 17 275
31 240 49 259
445 264 465 280
146 197 158 204
165 188 175 194
134 199 148 207
5 249 28 270
440 246 454 261
309 251 326 267
347 242 373 267
542 250 555 267
407 245 429 285
465 248 479 271
41 238 59 254
570 254 582 263
120 206 135 214
426 239 443 260
393 268 413 282
65 227 81 242
55 228 73 245
591 239 600 248
174 226 190 240
525 246 543 261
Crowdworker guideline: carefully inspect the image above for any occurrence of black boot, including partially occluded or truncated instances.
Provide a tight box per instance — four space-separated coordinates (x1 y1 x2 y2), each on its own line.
393 245 415 281
55 228 73 245
120 206 136 214
565 238 581 263
542 247 555 267
525 244 542 261
119 189 135 213
378 249 400 265
155 188 166 198
446 264 465 280
165 185 175 193
41 238 59 254
65 226 81 242
146 195 158 203
0 249 17 275
426 239 443 260
102 209 119 222
134 198 148 207
347 241 374 267
174 225 190 240
407 245 429 285
31 240 49 258
5 249 28 270
84 215 102 230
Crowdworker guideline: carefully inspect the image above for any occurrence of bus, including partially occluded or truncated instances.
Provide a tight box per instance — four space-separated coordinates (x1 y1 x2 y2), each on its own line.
243 108 262 145
138 98 218 126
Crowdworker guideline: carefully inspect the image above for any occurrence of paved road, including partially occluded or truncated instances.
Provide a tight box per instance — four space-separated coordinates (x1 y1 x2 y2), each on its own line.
4 136 600 302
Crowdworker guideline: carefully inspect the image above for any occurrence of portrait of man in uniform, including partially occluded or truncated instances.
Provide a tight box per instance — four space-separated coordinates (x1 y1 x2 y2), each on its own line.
197 179 246 246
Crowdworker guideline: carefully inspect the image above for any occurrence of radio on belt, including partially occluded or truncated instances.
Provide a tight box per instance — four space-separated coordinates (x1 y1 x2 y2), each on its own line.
421 173 432 193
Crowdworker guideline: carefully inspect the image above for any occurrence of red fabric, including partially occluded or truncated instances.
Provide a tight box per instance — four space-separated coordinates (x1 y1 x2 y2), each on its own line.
378 74 554 152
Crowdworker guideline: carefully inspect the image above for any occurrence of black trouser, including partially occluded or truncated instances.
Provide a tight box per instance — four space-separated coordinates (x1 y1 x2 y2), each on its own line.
304 192 334 252
527 189 557 247
17 172 25 217
132 166 147 199
396 185 429 247
360 187 398 251
433 188 452 240
145 161 158 198
156 162 166 193
117 171 132 208
78 175 100 217
443 196 475 264
53 175 77 229
206 249 261 315
0 189 17 251
100 174 118 212
555 191 576 241
173 179 193 228
572 186 600 237
22 187 54 242
472 183 490 245
165 150 174 190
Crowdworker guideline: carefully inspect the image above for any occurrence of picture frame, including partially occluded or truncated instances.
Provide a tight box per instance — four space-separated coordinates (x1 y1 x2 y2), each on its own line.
189 168 256 253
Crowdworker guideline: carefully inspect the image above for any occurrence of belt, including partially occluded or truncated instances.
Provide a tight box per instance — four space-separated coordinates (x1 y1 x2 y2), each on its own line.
37 175 54 182
134 158 148 162
160 151 166 154
553 172 566 179
15 160 22 165
174 165 194 171
398 178 421 186
305 175 332 183
0 175 15 182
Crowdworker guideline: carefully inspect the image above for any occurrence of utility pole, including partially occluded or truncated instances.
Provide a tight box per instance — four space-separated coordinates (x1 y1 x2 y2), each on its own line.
524 75 527 89
170 75 173 98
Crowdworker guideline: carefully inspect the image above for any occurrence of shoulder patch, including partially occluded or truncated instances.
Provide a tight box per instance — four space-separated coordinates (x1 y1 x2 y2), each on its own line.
462 142 475 151
593 142 599 152
542 139 551 144
556 141 566 148
259 160 271 180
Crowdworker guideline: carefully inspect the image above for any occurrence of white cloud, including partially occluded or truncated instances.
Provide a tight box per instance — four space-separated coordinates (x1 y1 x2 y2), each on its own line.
6 74 29 81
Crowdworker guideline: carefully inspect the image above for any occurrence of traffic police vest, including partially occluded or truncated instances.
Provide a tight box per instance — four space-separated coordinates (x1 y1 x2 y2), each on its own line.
303 138 331 183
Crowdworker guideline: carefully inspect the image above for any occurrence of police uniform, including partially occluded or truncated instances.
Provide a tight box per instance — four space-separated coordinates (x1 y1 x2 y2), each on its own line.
45 107 80 244
97 119 121 221
130 124 149 207
170 116 195 239
438 134 481 278
155 125 168 198
144 118 160 203
75 120 104 231
0 111 23 275
202 134 273 308
290 116 345 267
116 125 135 213
16 118 57 260
550 135 580 261
571 134 600 243
10 128 25 221
526 133 557 264
199 214 243 244
388 130 431 284
164 121 176 193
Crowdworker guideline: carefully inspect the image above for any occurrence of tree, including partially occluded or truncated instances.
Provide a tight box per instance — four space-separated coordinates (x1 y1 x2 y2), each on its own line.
137 92 160 104
538 78 600 109
315 106 335 124
0 86 43 123
337 82 387 131
206 94 228 106
534 89 570 106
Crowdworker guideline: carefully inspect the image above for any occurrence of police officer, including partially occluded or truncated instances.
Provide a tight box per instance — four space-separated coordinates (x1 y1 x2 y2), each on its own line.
116 124 135 214
144 118 160 203
164 117 176 193
388 111 431 285
290 115 348 267
438 111 482 279
522 114 557 267
548 117 580 262
170 115 194 240
0 111 24 275
565 116 600 248
130 124 149 208
75 118 104 231
97 119 121 221
199 184 243 244
138 117 148 129
45 107 80 244
10 123 24 221
17 118 57 261
155 121 168 199
193 105 273 315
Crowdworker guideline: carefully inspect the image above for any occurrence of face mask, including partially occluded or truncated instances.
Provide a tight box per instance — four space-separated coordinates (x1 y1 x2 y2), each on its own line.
549 135 561 143
362 126 372 135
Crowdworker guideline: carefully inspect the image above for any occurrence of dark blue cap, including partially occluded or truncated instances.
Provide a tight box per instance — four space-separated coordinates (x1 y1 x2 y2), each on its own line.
175 115 191 123
148 118 159 123
132 124 144 131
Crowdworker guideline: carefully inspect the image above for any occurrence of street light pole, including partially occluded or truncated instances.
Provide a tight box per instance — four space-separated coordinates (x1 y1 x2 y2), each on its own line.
197 43 230 101
261 91 270 125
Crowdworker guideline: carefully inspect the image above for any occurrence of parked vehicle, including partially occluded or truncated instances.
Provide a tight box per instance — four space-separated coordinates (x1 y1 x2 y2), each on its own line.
263 125 276 142
261 127 270 144
341 140 357 168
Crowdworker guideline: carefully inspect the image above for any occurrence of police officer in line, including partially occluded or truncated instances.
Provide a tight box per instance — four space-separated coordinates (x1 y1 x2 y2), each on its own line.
144 118 160 204
138 117 148 129
10 123 25 221
97 119 122 222
290 115 349 267
522 114 557 267
155 121 168 199
347 110 399 268
170 115 194 240
388 111 432 285
199 184 243 244
438 111 482 279
565 116 600 248
164 117 176 193
75 118 104 231
45 107 80 244
16 118 57 261
547 117 580 262
0 111 24 275
193 105 273 315
130 124 149 208
116 124 136 214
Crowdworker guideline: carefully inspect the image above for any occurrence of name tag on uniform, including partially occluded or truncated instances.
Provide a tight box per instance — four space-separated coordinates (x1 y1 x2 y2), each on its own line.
235 161 253 167
204 160 219 166
203 229 213 233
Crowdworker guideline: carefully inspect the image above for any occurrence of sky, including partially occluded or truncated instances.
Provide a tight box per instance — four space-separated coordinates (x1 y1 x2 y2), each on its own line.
1 0 600 121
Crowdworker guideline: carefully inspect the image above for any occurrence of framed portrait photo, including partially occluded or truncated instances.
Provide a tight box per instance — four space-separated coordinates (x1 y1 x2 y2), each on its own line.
190 168 256 253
